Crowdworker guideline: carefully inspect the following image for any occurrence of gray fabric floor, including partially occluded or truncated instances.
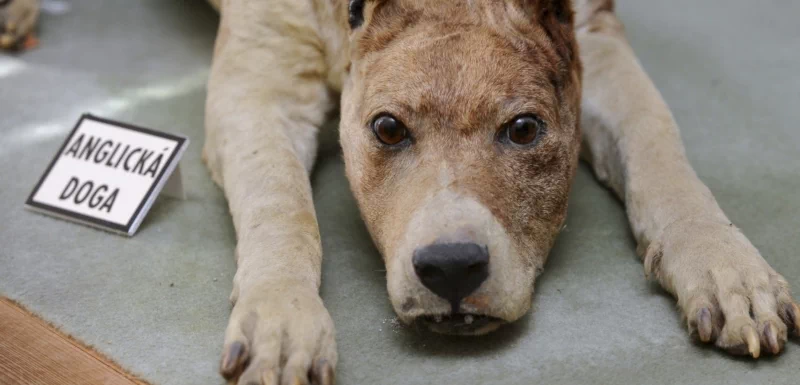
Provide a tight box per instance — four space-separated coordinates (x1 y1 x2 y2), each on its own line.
1 1 799 384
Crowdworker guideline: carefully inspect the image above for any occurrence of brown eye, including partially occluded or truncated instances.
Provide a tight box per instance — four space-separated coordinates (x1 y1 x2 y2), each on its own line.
505 115 542 145
372 115 409 146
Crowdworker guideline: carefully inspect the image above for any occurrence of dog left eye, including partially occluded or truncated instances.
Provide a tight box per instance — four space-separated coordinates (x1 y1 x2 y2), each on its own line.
502 115 543 146
371 114 409 146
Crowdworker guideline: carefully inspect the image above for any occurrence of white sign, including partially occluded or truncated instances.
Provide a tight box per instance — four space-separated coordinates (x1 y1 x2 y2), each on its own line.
26 114 189 236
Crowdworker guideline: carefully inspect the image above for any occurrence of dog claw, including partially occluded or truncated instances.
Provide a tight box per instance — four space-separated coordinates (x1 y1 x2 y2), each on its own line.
220 341 247 379
261 369 276 385
742 325 760 359
697 308 713 343
763 323 781 355
312 359 334 385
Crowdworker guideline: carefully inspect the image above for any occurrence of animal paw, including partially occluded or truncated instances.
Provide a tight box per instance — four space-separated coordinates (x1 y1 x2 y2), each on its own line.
0 0 39 50
220 282 336 385
644 219 799 358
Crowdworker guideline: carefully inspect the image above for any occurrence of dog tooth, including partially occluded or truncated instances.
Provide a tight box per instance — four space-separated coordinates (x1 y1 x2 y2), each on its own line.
434 315 443 323
464 315 474 325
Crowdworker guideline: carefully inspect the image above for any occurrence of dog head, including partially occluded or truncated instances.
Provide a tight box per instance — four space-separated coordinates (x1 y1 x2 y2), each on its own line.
339 0 582 334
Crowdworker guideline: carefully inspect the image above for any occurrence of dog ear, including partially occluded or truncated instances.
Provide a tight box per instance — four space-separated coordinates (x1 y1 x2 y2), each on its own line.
523 0 577 75
348 0 391 30
532 0 574 25
349 0 367 29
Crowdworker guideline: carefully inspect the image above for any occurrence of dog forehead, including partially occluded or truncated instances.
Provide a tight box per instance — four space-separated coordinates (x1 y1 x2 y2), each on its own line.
360 29 557 131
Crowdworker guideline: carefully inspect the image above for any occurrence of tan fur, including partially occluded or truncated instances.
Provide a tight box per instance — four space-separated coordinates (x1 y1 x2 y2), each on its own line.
339 0 582 327
0 0 39 49
208 0 797 383
203 1 338 383
9 0 796 383
576 1 795 355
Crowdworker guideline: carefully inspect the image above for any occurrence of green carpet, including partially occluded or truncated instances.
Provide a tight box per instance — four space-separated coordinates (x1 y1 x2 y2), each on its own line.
1 1 798 384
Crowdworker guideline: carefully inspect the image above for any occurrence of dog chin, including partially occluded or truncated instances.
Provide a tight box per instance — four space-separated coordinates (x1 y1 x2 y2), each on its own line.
414 313 506 335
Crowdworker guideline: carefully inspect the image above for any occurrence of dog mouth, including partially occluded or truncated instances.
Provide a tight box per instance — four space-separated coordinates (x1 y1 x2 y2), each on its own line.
417 313 505 335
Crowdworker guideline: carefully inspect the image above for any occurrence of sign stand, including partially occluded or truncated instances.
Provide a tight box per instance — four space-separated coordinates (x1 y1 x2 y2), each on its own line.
160 165 186 200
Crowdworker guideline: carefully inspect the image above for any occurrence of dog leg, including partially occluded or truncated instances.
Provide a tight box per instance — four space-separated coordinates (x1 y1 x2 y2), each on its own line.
0 0 39 49
204 1 335 384
575 0 799 357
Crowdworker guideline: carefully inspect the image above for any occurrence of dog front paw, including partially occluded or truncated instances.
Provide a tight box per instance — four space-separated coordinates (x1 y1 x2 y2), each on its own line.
220 281 336 385
0 0 39 50
644 219 799 358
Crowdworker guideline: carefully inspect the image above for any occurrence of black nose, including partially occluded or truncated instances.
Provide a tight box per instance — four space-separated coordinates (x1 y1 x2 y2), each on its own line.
412 242 490 312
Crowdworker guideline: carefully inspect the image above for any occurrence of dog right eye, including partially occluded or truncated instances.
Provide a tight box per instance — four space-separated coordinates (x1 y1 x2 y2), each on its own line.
371 114 409 146
500 115 544 146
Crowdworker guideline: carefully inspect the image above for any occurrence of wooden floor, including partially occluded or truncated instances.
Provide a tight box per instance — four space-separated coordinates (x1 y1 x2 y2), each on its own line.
0 297 148 385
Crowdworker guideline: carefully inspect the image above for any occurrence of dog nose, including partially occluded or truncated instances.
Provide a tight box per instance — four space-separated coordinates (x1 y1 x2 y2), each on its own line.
412 242 489 311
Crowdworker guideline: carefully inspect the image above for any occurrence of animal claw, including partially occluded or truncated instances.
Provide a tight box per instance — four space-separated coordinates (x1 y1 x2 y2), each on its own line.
697 308 713 343
742 325 760 359
763 323 780 355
